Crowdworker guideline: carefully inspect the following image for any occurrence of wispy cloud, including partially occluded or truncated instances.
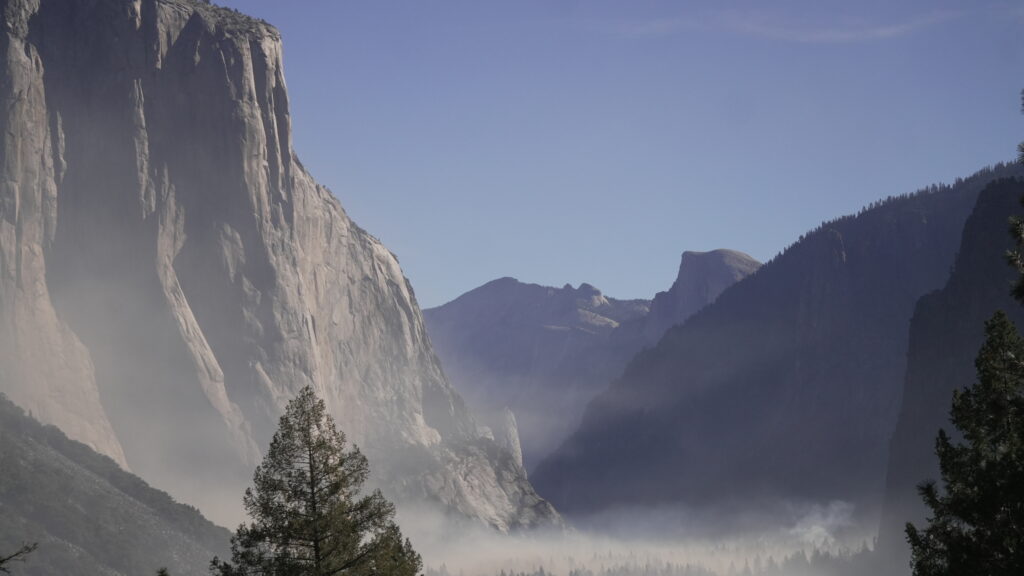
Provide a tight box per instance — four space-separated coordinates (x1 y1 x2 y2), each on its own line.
584 8 965 44
722 9 961 44
578 16 701 40
583 17 702 39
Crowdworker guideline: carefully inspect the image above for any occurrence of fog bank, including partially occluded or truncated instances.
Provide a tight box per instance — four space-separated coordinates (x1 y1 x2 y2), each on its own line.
396 500 880 576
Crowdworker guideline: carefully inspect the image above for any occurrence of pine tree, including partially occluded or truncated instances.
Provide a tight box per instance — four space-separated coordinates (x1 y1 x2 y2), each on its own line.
211 386 422 576
1012 88 1024 295
1008 207 1024 301
904 311 1024 575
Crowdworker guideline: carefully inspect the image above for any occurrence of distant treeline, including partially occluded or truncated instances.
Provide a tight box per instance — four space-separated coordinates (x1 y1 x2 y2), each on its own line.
772 161 1019 263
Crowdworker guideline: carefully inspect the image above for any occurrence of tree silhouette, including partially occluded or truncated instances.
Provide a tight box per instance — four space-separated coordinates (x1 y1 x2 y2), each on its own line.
905 311 1024 575
211 386 421 576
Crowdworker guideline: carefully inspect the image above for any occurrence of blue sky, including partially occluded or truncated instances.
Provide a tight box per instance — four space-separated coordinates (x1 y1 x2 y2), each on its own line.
221 1 1024 308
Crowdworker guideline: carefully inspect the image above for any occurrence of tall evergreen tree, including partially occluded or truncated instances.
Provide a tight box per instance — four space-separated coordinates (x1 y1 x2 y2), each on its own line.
1008 207 1024 301
904 311 1024 575
211 386 422 576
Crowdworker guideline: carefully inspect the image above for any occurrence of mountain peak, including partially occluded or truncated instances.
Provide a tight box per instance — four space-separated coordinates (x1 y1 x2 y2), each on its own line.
639 248 762 345
677 249 761 282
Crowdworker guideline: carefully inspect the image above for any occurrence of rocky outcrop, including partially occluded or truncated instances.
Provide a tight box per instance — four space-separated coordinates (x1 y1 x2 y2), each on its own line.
639 249 761 345
876 178 1024 574
494 408 524 470
532 164 1021 526
0 0 558 531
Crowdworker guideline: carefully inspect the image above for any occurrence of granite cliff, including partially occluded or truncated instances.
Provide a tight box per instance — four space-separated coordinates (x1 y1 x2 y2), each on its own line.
0 0 557 530
876 178 1024 573
637 249 762 346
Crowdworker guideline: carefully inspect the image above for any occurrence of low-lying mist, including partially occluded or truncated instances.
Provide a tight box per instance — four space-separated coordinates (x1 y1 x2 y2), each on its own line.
395 500 880 576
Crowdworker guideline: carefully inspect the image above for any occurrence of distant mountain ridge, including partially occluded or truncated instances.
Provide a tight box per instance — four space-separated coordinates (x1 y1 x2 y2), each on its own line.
428 277 650 339
0 392 230 576
424 250 760 470
424 279 650 470
531 163 1023 526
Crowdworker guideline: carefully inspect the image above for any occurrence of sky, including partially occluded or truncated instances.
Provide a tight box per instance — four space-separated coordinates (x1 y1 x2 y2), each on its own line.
220 0 1024 308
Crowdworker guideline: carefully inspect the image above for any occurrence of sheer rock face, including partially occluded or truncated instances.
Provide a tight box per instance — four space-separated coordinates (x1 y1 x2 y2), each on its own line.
0 0 558 531
0 0 128 470
876 179 1024 572
640 250 761 345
